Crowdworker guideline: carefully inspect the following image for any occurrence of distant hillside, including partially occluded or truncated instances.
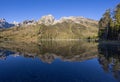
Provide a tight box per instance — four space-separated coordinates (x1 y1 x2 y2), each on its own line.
0 18 15 28
0 15 98 43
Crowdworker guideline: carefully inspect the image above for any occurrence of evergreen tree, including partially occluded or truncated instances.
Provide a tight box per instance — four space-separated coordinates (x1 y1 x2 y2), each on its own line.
114 3 120 40
99 3 120 40
99 9 111 40
109 18 114 39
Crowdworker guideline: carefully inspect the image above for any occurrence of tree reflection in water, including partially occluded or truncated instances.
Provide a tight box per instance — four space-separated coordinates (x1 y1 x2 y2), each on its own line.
98 42 120 81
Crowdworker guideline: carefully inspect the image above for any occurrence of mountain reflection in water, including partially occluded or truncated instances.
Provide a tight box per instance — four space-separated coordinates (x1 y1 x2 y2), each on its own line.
0 41 98 63
0 41 119 82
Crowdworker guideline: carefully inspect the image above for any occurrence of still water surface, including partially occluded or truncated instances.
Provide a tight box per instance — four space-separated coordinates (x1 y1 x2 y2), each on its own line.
0 41 119 82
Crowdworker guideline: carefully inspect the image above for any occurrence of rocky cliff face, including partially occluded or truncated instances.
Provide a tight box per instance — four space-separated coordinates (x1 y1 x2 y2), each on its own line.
38 15 98 26
38 14 55 25
0 18 15 28
57 16 98 27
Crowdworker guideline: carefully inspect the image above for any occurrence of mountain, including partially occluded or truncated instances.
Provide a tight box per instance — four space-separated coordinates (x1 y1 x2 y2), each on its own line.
0 18 15 28
0 15 98 43
38 14 98 27
38 14 55 25
38 15 98 40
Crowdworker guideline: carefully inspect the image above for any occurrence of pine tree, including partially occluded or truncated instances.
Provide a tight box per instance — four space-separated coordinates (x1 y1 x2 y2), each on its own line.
114 3 120 40
99 9 111 40
98 3 120 40
109 18 114 39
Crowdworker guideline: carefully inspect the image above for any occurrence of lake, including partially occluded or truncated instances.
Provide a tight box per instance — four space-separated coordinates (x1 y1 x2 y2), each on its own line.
0 41 120 82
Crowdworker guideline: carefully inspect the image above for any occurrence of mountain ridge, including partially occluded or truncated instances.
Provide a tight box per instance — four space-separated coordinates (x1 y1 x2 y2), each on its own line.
0 14 98 27
0 18 15 28
38 14 98 26
0 14 98 43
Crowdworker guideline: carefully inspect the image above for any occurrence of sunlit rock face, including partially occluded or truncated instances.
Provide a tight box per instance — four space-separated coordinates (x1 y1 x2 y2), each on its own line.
38 14 98 27
54 16 98 28
38 14 55 26
57 16 98 27
0 18 15 28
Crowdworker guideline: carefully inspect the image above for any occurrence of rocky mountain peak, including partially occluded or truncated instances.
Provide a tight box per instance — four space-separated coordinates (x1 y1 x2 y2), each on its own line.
38 14 98 26
38 14 55 25
0 18 15 28
0 18 6 22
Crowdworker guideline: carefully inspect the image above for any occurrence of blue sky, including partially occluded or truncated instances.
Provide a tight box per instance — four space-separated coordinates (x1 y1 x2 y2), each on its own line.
0 0 119 22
